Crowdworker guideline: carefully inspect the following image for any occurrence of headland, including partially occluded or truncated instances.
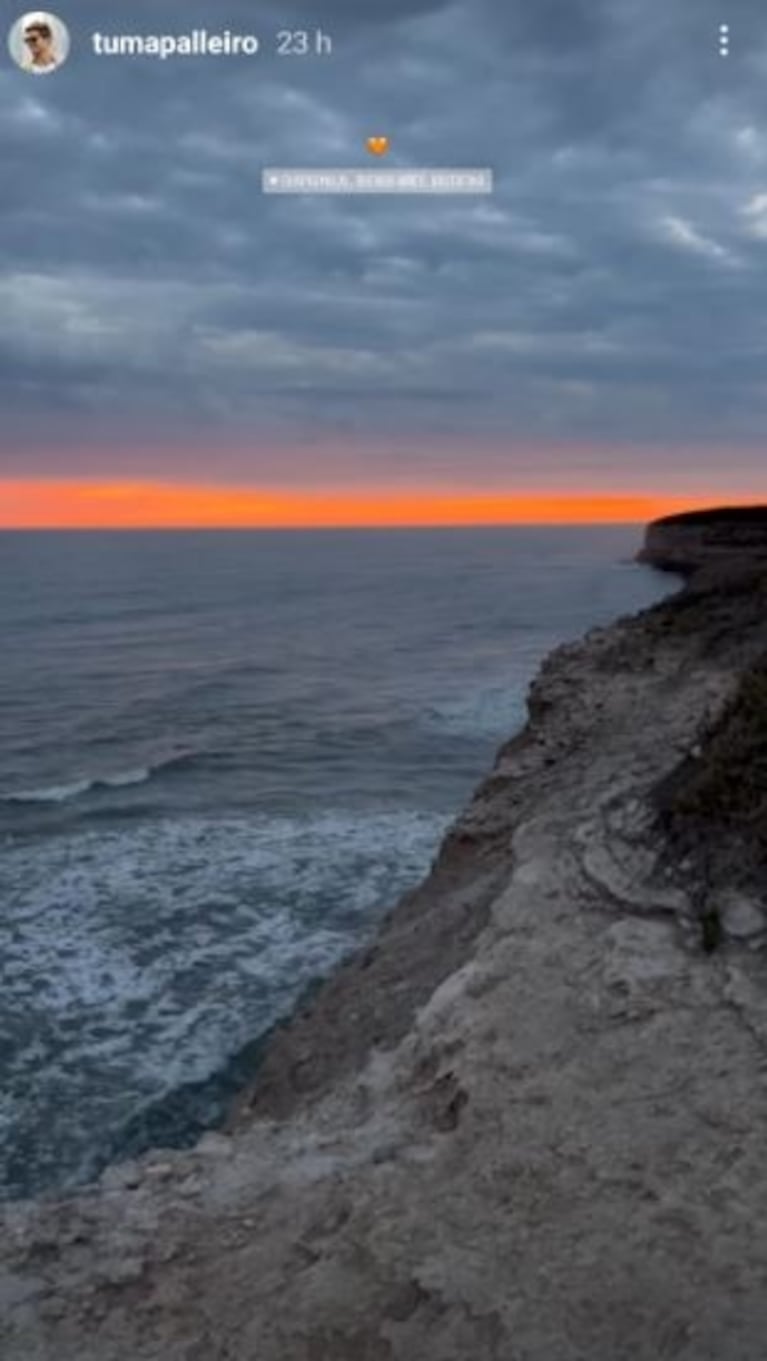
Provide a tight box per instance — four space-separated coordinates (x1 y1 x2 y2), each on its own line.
2 506 766 1360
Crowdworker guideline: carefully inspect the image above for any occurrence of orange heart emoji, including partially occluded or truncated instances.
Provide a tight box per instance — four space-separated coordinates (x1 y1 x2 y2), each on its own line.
366 136 390 157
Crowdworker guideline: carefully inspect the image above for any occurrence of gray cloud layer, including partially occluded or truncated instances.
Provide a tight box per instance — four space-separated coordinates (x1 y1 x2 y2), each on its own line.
1 0 767 490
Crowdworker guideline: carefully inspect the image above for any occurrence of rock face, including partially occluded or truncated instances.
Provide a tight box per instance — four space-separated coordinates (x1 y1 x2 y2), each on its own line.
638 504 767 573
2 514 767 1361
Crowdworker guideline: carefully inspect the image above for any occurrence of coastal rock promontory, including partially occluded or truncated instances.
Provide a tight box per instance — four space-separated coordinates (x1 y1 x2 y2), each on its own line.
2 509 767 1361
638 504 767 573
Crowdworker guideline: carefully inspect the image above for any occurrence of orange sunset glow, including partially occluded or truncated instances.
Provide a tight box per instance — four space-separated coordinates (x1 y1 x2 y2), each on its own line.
0 481 755 530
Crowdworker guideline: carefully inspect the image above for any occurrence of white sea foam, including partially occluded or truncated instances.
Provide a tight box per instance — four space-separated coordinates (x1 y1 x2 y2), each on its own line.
426 681 529 738
8 777 95 804
98 766 153 788
4 753 193 805
0 808 449 1198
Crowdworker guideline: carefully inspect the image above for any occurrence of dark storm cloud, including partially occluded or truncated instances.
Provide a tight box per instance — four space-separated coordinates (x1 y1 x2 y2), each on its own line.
1 0 767 490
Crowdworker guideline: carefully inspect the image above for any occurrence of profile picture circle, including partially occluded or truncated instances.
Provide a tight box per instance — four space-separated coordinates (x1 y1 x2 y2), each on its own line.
8 11 70 74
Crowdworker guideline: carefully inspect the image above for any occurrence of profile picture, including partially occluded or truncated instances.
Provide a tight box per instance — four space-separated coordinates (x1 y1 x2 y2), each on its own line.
8 11 70 74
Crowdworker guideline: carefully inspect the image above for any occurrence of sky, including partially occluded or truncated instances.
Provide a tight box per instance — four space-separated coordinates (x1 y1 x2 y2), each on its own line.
1 0 766 526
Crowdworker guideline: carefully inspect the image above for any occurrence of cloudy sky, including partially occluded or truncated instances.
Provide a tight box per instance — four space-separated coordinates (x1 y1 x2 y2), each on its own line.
1 0 766 523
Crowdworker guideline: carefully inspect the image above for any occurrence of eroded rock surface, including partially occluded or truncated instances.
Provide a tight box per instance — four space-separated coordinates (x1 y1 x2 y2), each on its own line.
2 523 767 1361
638 504 767 574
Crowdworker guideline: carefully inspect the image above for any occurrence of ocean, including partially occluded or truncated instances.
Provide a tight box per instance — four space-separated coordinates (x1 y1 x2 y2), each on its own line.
0 526 676 1200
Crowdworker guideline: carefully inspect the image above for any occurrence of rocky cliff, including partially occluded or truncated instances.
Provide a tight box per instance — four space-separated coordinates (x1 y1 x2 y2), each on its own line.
638 504 767 573
2 510 767 1361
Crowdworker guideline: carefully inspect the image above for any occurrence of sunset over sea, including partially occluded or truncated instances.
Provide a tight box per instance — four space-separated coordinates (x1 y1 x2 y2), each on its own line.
1 479 755 529
2 0 766 1221
0 523 678 1197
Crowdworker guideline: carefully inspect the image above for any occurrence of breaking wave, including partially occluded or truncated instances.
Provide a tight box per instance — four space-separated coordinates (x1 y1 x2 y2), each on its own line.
3 752 198 805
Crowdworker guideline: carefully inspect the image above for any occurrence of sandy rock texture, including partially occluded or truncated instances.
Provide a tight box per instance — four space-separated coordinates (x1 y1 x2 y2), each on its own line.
2 516 767 1361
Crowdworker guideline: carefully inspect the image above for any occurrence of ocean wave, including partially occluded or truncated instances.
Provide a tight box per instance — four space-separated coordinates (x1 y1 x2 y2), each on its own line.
3 753 197 806
0 807 448 1199
424 684 529 739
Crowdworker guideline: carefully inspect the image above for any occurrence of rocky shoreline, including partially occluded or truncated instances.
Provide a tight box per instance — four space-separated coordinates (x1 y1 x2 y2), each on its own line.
2 508 767 1360
638 504 767 574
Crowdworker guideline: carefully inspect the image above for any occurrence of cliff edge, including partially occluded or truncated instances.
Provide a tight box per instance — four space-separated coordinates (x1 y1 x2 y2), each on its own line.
2 510 767 1361
638 504 767 573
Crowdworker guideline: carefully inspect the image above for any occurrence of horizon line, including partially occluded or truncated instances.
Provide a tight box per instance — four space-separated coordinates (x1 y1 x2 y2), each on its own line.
0 521 659 533
0 480 761 530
